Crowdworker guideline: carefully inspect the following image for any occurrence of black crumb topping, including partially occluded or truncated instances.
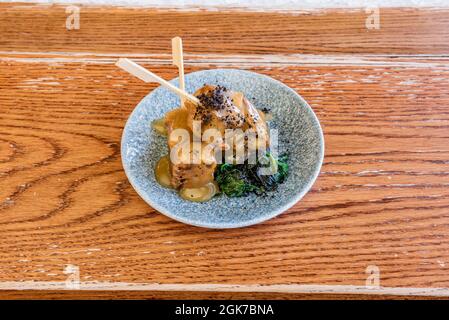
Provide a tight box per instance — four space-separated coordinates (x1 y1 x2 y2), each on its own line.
197 85 230 111
193 104 212 125
194 85 244 127
198 86 232 110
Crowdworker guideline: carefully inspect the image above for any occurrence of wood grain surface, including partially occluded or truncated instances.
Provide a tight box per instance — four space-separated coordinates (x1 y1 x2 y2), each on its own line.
2 290 447 300
1 3 449 299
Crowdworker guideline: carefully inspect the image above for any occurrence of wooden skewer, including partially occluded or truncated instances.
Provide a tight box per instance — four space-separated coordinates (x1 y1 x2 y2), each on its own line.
115 58 200 105
171 36 186 106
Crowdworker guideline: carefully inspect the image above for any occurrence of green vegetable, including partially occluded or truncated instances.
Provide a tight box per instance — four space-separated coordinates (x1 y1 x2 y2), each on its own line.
215 153 289 198
215 163 259 197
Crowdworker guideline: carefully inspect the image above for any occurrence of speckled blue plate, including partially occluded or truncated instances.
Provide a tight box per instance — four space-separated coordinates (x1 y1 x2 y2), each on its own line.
121 69 324 228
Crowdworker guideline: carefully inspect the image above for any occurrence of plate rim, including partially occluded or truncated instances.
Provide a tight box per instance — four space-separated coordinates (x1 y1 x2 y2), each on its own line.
121 68 325 229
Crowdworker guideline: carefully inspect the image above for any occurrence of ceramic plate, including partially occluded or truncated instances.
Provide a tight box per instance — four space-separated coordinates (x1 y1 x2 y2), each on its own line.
121 69 324 228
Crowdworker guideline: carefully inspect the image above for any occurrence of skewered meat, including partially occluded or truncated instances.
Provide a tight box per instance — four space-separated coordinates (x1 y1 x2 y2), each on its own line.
185 85 269 145
164 85 270 189
164 107 216 189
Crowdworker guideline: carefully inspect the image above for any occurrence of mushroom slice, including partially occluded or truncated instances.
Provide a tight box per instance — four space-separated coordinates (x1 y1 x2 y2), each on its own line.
179 182 218 202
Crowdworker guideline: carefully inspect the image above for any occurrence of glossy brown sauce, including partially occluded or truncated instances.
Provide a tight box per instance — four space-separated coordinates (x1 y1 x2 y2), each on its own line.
154 156 172 188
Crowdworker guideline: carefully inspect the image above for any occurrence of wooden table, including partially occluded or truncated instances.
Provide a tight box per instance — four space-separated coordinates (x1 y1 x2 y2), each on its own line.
1 3 449 299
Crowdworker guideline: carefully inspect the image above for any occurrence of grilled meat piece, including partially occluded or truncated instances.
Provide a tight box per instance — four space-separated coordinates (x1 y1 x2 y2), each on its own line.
164 85 269 189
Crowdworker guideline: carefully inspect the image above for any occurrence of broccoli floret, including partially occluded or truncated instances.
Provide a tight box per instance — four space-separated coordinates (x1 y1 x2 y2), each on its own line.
215 164 259 197
248 153 289 191
214 153 289 198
